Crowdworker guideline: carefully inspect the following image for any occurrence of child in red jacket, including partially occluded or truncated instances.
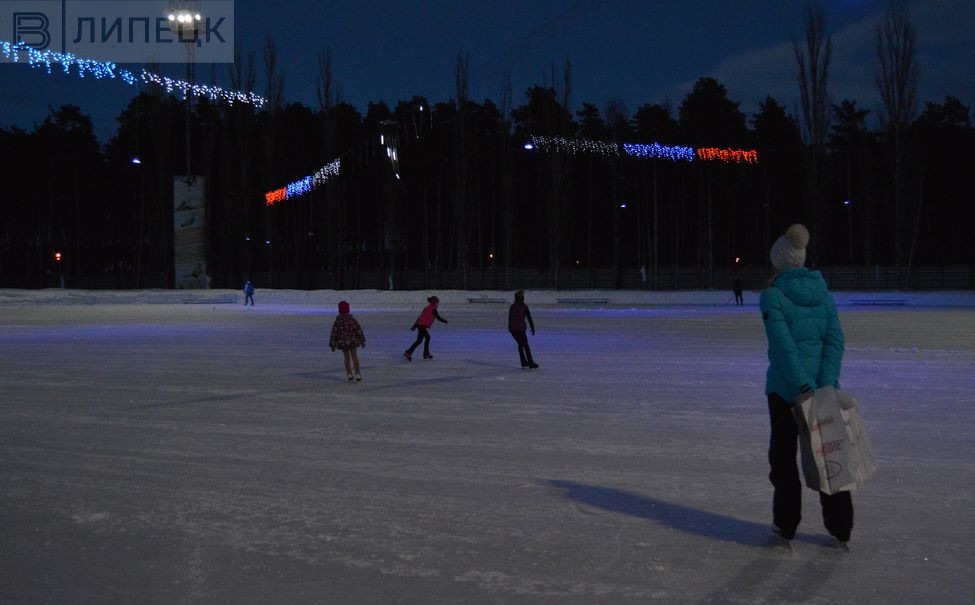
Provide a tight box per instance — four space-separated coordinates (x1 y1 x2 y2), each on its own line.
403 295 448 361
329 301 366 381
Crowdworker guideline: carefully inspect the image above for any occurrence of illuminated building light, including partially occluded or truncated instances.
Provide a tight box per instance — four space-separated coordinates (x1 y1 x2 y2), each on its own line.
695 147 758 163
623 142 695 162
1 40 266 108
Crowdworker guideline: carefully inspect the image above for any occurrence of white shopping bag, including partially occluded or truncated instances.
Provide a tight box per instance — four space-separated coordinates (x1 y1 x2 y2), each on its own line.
794 386 876 495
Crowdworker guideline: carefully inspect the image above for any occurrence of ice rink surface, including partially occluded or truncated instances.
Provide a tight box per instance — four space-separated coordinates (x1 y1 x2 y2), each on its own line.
1 290 973 603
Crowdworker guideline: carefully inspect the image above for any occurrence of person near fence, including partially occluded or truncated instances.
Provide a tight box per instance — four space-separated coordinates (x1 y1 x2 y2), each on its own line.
733 275 744 305
243 280 255 306
508 290 538 369
404 295 448 361
330 300 366 382
760 223 852 546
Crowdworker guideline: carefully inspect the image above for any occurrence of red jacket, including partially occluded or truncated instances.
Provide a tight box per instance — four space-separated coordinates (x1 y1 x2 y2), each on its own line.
415 304 447 328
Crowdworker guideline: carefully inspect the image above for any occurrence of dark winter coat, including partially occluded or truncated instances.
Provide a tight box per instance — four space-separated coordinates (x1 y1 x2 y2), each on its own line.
760 267 844 401
330 314 366 350
508 301 535 333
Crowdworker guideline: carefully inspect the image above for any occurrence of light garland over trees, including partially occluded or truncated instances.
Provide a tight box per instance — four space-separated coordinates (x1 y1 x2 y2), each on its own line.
1 40 267 108
526 135 756 164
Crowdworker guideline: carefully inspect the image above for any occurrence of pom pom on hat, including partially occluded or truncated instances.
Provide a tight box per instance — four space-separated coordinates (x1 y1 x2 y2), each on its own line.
770 224 809 271
338 300 350 315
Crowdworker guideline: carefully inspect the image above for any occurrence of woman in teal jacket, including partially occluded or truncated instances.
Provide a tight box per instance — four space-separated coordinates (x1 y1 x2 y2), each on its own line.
760 224 852 546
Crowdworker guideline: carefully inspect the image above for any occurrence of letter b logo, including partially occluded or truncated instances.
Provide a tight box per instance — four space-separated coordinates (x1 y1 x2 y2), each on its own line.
13 12 50 49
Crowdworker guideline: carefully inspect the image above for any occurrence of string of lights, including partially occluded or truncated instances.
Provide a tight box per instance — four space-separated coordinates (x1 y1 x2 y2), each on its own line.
265 159 341 206
525 135 758 164
265 128 401 206
1 40 267 108
696 147 758 163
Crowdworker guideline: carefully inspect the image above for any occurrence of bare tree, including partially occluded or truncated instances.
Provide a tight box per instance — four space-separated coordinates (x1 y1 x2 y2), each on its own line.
876 0 919 285
793 2 832 262
452 51 471 286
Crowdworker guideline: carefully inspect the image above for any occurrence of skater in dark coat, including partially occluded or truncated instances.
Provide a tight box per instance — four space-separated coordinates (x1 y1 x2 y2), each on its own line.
732 275 744 305
404 296 448 361
508 290 538 369
760 224 851 546
243 280 255 306
329 301 366 381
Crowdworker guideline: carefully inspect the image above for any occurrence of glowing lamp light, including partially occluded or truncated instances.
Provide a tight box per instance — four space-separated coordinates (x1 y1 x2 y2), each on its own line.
131 157 141 164
844 199 852 206
54 251 62 262
735 257 741 264
488 253 494 260
523 142 534 150
619 203 627 209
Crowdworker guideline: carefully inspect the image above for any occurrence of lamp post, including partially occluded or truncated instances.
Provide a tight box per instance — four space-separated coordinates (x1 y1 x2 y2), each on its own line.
167 5 202 176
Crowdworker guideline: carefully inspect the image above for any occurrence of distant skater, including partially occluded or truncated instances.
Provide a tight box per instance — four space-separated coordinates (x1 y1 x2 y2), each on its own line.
508 289 538 369
760 224 852 547
404 295 448 361
330 301 366 382
733 275 744 305
243 280 255 306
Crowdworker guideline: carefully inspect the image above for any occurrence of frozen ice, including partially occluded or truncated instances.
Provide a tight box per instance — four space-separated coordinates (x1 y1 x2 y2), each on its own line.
1 288 973 603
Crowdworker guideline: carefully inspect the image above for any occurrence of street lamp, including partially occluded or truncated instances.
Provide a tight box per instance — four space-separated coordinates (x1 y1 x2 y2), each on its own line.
167 4 202 176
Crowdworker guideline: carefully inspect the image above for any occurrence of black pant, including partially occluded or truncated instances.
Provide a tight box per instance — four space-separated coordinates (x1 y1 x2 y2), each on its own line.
510 330 534 366
734 291 743 305
406 326 431 356
767 393 853 541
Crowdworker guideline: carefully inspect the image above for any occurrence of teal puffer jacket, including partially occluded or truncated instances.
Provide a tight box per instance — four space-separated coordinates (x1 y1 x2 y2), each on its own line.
760 267 844 401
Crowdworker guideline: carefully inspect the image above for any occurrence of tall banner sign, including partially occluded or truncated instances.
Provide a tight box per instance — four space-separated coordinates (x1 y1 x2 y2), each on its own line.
173 176 207 289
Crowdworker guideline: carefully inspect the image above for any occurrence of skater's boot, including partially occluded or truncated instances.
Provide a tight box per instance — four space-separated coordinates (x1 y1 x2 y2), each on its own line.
355 373 362 382
347 374 354 382
403 351 412 362
527 362 539 369
423 353 433 360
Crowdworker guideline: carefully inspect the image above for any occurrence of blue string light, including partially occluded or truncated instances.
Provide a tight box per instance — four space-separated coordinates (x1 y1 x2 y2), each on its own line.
1 40 266 108
623 142 695 162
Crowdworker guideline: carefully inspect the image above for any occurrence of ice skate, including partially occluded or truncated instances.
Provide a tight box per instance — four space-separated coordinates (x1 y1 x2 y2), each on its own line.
423 353 433 360
355 374 362 382
403 351 412 362
346 374 354 382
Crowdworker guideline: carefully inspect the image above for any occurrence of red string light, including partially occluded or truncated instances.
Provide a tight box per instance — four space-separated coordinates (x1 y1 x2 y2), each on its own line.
696 148 758 163
265 188 287 206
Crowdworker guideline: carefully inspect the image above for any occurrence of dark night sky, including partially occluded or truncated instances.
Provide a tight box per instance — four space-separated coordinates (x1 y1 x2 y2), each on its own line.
1 0 972 142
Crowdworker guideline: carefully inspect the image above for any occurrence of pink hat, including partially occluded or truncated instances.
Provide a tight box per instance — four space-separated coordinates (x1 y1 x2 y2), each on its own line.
338 301 350 315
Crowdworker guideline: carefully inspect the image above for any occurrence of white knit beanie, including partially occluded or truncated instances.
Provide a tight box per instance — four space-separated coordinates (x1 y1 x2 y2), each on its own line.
770 224 810 271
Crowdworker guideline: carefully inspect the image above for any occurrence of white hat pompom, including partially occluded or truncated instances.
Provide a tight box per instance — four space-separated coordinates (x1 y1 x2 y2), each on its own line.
770 223 809 271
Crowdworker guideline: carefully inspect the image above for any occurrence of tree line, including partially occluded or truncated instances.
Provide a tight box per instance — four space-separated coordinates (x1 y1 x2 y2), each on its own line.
1 3 972 290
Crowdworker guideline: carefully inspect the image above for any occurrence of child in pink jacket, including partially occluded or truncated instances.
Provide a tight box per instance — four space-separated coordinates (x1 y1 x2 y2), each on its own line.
403 295 448 361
